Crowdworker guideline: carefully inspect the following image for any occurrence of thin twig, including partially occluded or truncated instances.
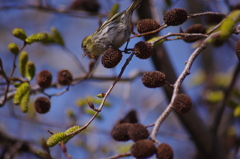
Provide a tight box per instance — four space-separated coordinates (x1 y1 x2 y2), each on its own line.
0 71 144 105
188 12 226 18
130 12 225 39
10 42 26 78
60 142 72 159
97 53 135 111
67 53 135 136
42 85 70 98
150 32 218 142
0 42 27 106
131 24 168 38
10 55 17 78
149 32 208 45
0 59 11 106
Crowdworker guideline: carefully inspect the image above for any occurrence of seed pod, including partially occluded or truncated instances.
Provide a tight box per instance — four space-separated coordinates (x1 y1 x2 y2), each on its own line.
51 27 65 46
34 97 51 114
111 123 132 141
13 82 30 105
8 43 19 55
120 110 138 124
40 34 55 45
57 69 73 86
164 8 188 26
25 61 36 81
235 40 240 60
19 51 28 77
131 139 157 158
172 93 192 114
128 123 149 142
102 48 122 68
46 132 67 147
25 33 48 45
137 19 160 34
36 70 52 89
134 41 153 59
12 28 27 41
156 143 174 159
63 125 81 143
142 71 166 88
19 89 30 113
183 24 206 43
65 126 81 135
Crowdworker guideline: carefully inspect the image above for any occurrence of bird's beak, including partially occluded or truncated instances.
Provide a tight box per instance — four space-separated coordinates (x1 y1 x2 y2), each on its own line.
82 52 88 58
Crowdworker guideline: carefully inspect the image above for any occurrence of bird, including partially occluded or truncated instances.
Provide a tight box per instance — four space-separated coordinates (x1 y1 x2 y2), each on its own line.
81 0 142 58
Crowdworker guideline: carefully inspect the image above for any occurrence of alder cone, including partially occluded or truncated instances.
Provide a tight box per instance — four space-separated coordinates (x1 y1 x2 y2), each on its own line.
134 41 153 59
172 93 192 114
164 8 188 26
156 143 174 159
36 70 52 89
142 71 166 88
34 97 51 114
102 48 122 68
137 19 160 34
131 139 157 158
111 123 132 141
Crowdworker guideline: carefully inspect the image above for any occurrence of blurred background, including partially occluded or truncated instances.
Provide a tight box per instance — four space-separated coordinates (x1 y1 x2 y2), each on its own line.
0 0 240 158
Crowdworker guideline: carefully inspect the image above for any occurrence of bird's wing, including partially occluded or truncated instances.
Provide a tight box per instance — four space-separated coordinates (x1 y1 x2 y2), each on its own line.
94 11 124 34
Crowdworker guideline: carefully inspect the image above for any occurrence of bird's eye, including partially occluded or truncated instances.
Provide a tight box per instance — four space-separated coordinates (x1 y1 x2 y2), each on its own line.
83 45 86 48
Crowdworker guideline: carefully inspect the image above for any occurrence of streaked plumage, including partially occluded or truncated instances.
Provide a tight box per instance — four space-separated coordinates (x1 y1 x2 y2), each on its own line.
81 0 142 57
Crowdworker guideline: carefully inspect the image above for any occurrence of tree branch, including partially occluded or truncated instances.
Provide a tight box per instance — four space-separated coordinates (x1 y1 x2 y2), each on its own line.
211 62 240 133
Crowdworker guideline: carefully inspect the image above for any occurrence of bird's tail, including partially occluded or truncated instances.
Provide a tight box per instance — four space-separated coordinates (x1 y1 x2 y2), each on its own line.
126 0 142 13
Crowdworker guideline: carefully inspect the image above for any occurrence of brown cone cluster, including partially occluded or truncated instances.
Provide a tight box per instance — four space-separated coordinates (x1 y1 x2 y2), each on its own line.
131 139 157 158
111 110 148 142
34 97 51 114
183 24 206 43
142 71 166 88
164 8 188 26
36 70 52 89
111 123 132 141
119 110 138 124
134 41 153 59
173 93 192 114
156 143 174 159
57 69 73 86
111 110 175 158
102 47 122 68
136 19 160 34
128 123 149 142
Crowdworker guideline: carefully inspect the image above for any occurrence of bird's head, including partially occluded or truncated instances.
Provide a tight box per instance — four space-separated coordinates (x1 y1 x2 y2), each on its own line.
81 35 94 58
